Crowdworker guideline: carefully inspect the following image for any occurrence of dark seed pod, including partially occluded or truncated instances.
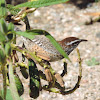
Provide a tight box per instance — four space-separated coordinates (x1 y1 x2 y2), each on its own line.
28 59 40 99
44 68 53 82
7 69 24 96
20 67 28 79
55 73 64 87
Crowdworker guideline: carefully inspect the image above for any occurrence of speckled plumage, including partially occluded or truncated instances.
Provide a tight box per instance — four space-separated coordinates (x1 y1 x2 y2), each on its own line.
22 35 87 62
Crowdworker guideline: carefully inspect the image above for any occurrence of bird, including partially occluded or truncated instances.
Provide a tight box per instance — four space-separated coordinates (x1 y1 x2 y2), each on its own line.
22 35 87 62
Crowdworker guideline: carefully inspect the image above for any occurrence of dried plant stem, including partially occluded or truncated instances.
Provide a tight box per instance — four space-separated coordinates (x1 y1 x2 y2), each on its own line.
61 59 67 77
60 48 82 95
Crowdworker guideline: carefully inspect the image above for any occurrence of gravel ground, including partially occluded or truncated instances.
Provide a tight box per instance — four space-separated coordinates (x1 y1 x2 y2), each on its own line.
1 1 100 100
18 2 100 100
25 2 100 100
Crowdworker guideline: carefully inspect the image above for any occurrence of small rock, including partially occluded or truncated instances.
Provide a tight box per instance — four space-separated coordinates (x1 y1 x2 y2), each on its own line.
73 26 81 32
34 10 41 17
96 32 100 38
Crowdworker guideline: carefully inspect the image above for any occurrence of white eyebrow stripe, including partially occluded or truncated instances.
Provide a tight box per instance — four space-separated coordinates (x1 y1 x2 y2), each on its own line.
66 39 80 45
32 39 37 42
34 40 41 44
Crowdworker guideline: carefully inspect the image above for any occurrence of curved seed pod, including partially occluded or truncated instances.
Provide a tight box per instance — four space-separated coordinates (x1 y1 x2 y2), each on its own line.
44 68 53 82
14 73 24 96
54 73 64 87
28 59 40 99
5 42 11 56
0 48 6 64
20 67 28 79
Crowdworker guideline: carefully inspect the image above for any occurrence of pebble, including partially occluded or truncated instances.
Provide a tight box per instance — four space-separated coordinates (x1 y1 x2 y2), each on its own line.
73 26 81 32
96 32 100 38
33 10 41 17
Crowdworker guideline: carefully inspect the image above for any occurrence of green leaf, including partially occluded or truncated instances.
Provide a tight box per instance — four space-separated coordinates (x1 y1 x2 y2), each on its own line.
8 22 14 31
0 0 7 18
0 18 8 34
15 31 36 40
7 4 20 15
0 31 6 42
9 62 21 100
14 0 69 8
1 89 13 100
5 42 11 56
14 74 24 96
0 48 6 64
0 90 3 100
1 89 23 100
7 23 14 40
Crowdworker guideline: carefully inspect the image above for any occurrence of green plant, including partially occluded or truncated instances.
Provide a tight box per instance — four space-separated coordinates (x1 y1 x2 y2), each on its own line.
0 0 83 99
86 57 100 66
95 0 100 2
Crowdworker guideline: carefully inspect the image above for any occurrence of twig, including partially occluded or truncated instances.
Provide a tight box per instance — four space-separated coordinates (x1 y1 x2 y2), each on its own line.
61 59 67 77
60 48 82 95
